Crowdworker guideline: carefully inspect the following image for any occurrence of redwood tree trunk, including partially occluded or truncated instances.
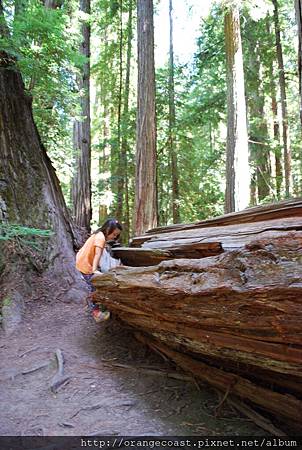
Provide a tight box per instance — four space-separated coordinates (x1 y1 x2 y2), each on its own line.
168 0 180 224
72 0 92 233
224 6 250 213
0 54 85 307
247 29 271 201
295 0 302 129
272 0 291 197
135 0 158 235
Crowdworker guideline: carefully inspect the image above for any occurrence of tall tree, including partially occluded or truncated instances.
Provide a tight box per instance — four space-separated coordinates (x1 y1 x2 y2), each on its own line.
72 0 92 233
168 0 180 223
135 0 157 235
266 19 282 198
272 0 291 197
0 51 85 312
245 18 271 201
224 4 250 213
119 0 133 241
295 0 302 129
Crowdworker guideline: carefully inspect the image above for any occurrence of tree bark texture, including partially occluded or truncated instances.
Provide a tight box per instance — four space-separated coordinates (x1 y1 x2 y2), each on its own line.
72 0 92 233
117 0 133 242
224 7 250 213
93 230 302 426
131 197 302 240
272 0 292 197
135 0 157 235
295 0 302 129
0 56 85 303
94 200 302 426
247 27 271 201
168 0 180 224
266 29 282 199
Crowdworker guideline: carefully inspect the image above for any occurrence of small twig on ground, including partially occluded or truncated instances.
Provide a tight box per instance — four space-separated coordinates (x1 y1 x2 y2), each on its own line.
22 362 49 375
70 401 137 420
19 345 40 358
58 422 75 428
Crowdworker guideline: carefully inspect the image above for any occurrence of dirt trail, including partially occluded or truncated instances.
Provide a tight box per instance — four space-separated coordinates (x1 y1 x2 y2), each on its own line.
0 296 266 437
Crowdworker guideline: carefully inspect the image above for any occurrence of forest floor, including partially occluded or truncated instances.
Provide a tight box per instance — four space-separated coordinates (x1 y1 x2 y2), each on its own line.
0 292 268 437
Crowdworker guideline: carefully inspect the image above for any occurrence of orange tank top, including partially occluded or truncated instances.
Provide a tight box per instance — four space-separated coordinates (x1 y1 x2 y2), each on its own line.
76 232 105 274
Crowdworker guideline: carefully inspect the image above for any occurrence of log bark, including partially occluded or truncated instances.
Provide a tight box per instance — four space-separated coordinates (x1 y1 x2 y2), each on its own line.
137 197 302 238
127 217 302 263
135 333 302 427
93 230 302 426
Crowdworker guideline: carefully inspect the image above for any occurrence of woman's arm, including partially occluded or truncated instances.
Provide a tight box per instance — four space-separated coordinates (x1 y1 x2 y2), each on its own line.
92 246 103 273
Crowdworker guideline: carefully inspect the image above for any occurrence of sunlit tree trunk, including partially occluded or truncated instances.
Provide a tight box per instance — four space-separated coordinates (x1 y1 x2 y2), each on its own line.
268 65 282 199
168 0 180 224
295 0 302 129
135 0 157 235
224 6 250 213
72 0 92 233
272 0 291 197
247 29 271 201
120 0 133 241
115 0 123 223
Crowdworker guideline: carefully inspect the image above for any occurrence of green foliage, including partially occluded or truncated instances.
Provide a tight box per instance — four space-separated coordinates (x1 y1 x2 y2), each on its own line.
0 223 53 251
0 0 84 204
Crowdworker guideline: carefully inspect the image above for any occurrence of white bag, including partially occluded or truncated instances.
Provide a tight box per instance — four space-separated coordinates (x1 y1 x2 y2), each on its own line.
99 247 121 273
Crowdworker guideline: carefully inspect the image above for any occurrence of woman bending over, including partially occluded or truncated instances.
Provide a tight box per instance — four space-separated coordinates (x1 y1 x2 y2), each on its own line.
76 218 122 321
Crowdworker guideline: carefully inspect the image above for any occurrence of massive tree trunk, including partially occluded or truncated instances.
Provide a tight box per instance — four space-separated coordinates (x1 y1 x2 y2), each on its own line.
72 0 92 233
295 0 302 129
224 6 250 213
168 0 180 224
93 202 302 429
272 0 292 198
0 54 86 331
135 0 157 235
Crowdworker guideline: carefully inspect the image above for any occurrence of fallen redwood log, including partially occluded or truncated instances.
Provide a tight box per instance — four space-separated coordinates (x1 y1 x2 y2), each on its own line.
113 217 302 267
93 232 302 426
130 216 302 250
142 197 302 236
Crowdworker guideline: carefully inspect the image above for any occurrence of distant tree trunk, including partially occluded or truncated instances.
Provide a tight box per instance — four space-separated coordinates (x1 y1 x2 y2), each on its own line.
44 0 63 7
272 0 291 197
115 0 123 223
247 28 271 201
266 20 282 200
224 6 250 213
119 0 133 241
135 0 157 235
0 0 9 37
72 0 92 233
0 53 85 313
168 0 180 224
295 0 302 129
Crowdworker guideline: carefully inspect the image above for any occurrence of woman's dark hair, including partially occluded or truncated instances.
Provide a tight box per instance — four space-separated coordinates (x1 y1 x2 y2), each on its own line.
93 218 122 238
